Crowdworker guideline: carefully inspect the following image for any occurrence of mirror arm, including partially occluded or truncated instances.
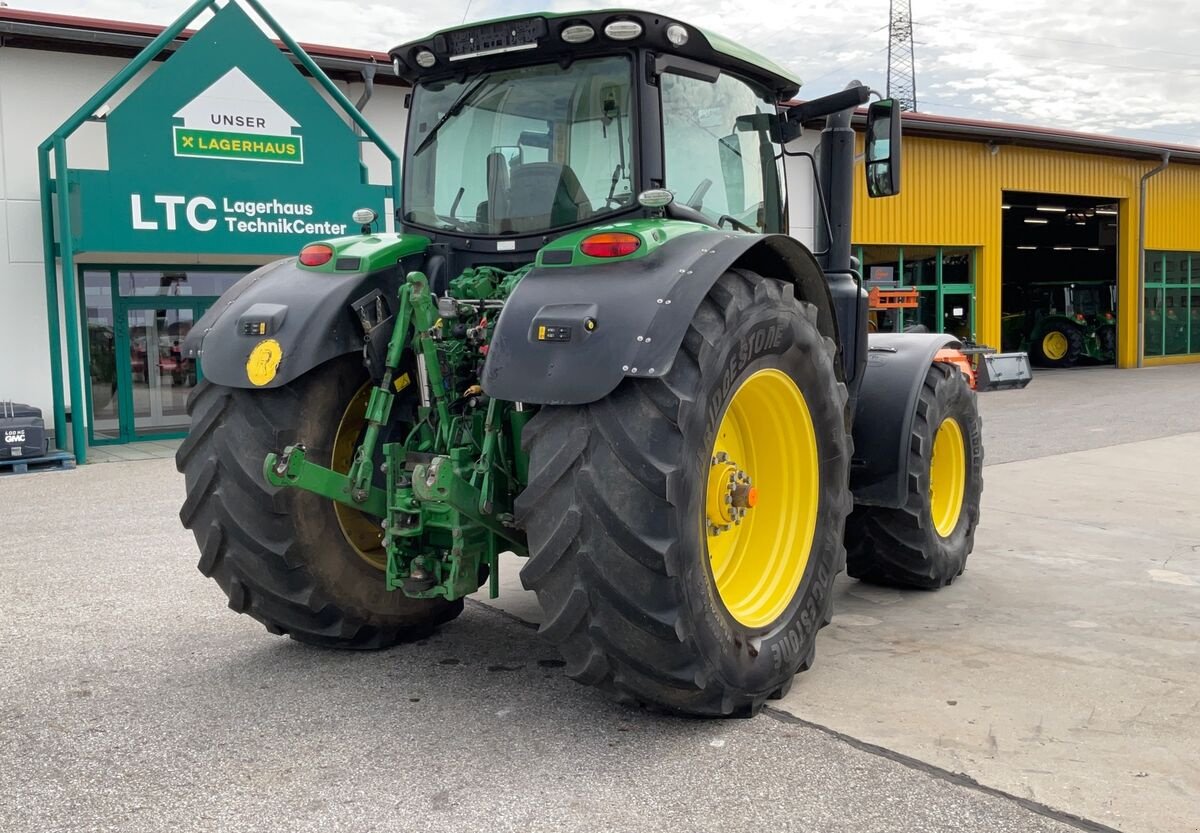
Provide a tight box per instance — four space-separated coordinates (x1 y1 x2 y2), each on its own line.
781 85 871 141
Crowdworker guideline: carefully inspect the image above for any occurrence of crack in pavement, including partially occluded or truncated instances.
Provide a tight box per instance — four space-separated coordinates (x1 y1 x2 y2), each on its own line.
466 599 1126 833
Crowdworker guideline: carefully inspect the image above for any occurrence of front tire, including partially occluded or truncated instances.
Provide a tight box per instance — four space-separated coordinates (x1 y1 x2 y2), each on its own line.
846 362 983 588
517 270 851 716
176 355 462 648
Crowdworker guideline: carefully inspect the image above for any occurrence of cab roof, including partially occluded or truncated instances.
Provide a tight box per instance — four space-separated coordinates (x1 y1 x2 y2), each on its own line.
389 9 803 100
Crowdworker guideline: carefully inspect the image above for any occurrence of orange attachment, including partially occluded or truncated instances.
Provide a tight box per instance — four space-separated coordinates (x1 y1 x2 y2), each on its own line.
934 347 977 390
868 287 919 310
746 487 759 508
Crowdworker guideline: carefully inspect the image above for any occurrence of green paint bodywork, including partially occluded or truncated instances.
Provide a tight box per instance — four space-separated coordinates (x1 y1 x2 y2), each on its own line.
295 232 432 273
536 218 713 267
697 26 803 92
265 444 388 517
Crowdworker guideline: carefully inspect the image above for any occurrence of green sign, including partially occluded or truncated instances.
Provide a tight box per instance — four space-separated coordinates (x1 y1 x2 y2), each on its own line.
173 128 301 163
73 2 386 255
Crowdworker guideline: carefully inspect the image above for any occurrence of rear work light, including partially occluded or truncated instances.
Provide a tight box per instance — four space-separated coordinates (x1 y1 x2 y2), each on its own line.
603 19 643 40
579 232 641 258
299 244 334 267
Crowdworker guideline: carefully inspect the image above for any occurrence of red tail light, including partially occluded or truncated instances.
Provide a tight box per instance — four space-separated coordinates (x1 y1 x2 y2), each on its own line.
299 244 334 266
579 232 641 258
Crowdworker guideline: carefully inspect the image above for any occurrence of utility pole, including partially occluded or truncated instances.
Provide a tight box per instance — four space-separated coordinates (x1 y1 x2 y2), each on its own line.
887 0 917 111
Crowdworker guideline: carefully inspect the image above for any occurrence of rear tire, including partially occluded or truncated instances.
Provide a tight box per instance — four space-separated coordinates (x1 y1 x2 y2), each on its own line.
176 355 462 648
846 362 983 588
517 270 851 716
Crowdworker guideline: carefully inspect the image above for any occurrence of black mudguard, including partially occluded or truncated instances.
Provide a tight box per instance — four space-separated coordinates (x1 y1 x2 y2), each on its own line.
482 231 840 404
850 332 961 508
182 257 417 389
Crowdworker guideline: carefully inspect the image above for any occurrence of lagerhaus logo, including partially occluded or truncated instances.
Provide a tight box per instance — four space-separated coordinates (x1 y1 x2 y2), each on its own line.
173 67 303 164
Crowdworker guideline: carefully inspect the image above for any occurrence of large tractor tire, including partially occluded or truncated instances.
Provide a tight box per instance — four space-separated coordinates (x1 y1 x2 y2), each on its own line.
1096 323 1117 359
517 270 852 716
176 355 463 648
845 362 983 588
1030 320 1084 367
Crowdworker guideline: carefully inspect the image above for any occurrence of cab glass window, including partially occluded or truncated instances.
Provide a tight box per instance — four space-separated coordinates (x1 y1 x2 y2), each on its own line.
660 71 785 233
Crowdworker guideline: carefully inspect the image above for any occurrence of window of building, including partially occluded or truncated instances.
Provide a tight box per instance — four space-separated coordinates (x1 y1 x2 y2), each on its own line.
1145 251 1200 357
856 246 976 340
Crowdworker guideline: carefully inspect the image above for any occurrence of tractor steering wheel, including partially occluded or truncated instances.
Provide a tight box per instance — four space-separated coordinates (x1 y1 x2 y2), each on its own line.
718 214 756 233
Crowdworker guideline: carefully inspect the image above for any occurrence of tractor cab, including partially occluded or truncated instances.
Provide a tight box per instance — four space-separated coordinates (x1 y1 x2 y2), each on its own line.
390 12 806 272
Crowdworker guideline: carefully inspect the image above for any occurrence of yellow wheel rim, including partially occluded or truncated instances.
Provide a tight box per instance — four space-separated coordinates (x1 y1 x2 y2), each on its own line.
1042 330 1069 361
706 369 820 629
331 382 387 571
929 417 966 538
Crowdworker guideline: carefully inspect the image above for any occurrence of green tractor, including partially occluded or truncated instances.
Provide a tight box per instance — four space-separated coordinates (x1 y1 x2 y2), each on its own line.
177 11 984 716
1020 280 1117 367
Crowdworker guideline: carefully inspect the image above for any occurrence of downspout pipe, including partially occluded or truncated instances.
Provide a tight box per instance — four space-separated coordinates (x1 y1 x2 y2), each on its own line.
354 63 376 117
1137 151 1170 368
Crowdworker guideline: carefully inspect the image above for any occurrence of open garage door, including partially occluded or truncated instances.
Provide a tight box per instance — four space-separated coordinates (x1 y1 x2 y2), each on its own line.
1001 191 1119 368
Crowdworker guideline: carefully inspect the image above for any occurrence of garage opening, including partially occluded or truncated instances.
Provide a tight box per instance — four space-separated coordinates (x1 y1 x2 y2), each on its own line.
1001 191 1119 367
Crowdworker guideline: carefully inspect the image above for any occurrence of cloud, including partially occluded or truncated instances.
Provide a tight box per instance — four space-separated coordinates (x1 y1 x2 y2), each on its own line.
25 0 1200 145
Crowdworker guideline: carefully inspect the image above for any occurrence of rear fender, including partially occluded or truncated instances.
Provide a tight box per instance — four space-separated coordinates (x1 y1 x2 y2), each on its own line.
482 229 840 404
850 332 961 508
183 255 423 389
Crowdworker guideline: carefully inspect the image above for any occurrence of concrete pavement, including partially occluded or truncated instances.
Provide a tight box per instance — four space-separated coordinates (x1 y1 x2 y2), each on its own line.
3 365 1198 832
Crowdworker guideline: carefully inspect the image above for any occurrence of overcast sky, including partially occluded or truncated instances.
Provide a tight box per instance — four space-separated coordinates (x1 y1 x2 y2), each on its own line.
23 0 1200 146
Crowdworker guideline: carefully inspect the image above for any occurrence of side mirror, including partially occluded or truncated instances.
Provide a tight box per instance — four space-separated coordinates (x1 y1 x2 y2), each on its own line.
865 99 902 197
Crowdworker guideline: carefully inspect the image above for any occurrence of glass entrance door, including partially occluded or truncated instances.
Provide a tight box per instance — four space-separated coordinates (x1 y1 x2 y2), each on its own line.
83 267 245 445
125 305 199 437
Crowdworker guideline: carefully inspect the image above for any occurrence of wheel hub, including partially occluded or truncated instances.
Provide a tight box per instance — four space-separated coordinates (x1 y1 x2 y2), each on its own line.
706 452 756 535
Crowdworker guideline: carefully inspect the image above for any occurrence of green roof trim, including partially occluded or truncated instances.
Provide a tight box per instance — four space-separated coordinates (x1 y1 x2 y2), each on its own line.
699 26 803 92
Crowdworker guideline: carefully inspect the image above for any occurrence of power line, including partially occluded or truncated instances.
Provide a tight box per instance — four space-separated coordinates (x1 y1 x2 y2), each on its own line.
751 23 887 60
915 19 1200 63
947 46 1200 78
798 44 889 87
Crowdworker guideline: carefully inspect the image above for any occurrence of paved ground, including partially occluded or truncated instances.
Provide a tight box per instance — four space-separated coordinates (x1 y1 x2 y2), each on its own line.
3 365 1199 832
976 364 1200 464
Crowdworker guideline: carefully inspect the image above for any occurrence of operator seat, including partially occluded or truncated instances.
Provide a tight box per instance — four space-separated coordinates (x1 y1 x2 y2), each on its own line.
505 162 592 232
477 151 511 226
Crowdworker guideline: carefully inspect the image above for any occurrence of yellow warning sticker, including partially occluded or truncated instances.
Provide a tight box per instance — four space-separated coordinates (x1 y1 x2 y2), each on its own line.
537 325 547 341
246 339 283 386
394 372 412 393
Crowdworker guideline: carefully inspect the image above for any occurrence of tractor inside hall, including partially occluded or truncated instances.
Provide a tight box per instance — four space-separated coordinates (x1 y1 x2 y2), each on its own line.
178 10 987 716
